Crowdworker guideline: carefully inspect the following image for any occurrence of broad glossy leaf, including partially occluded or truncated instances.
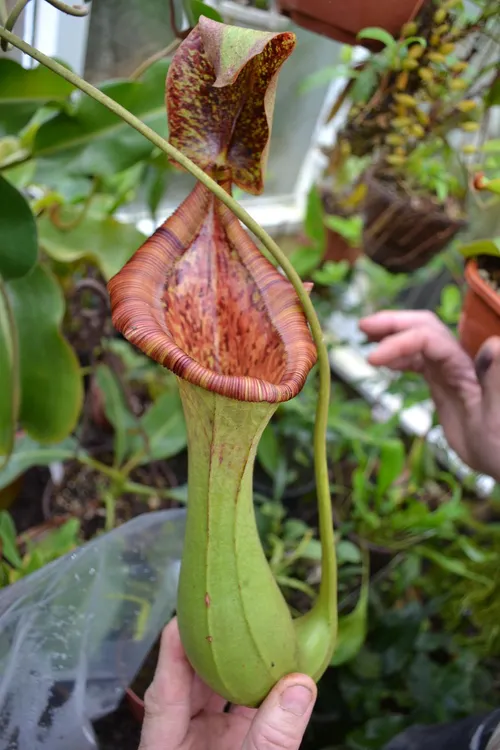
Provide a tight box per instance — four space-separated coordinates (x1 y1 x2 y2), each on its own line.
0 59 74 136
167 18 295 193
131 390 187 463
0 175 38 280
95 364 136 466
7 265 83 442
0 434 79 491
33 60 169 182
38 210 146 280
0 281 18 466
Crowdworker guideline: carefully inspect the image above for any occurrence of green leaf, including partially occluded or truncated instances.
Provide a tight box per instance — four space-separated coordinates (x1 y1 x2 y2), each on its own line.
460 238 500 259
337 539 362 565
331 557 370 666
0 59 74 136
288 246 323 278
257 424 281 477
0 281 18 466
143 164 170 221
304 186 326 250
416 546 491 585
38 211 146 280
0 511 22 568
0 175 38 281
133 390 187 463
324 214 362 246
6 265 83 442
0 434 79 491
376 439 406 500
95 364 136 466
312 260 349 286
298 65 353 94
479 178 500 196
481 139 500 153
350 67 378 103
438 284 462 325
189 0 223 23
28 517 80 558
357 27 396 48
33 60 170 182
485 75 500 108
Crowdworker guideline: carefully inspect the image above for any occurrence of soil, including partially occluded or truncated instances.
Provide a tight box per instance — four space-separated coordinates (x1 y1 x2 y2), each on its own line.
93 698 142 750
478 255 500 294
44 454 187 540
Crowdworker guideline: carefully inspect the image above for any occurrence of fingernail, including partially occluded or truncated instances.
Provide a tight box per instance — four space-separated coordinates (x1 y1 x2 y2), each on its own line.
279 685 313 716
475 348 493 382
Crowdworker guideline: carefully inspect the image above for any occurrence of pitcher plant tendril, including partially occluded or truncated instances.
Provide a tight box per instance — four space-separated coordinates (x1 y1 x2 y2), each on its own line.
0 15 338 706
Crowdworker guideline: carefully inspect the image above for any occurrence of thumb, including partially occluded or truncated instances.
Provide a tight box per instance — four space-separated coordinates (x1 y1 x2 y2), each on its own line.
243 675 316 750
475 336 500 414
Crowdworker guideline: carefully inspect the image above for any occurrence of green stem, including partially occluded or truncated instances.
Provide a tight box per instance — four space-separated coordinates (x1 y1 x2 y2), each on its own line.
1 0 30 50
102 489 116 532
44 0 90 16
0 25 335 616
129 38 180 80
77 453 180 500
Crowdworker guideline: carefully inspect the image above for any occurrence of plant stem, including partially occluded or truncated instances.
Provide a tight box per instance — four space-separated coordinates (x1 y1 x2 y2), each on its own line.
77 453 180 500
102 490 116 531
0 24 336 615
129 38 180 80
44 0 89 16
1 0 30 50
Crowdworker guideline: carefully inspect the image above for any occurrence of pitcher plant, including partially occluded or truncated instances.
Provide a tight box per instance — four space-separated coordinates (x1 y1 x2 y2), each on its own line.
108 18 337 706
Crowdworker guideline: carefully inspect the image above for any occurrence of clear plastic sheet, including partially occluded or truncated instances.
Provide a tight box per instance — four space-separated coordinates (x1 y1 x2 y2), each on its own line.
0 508 186 750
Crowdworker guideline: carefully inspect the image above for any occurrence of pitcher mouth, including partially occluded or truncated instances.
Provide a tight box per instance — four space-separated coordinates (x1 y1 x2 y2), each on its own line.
108 183 316 404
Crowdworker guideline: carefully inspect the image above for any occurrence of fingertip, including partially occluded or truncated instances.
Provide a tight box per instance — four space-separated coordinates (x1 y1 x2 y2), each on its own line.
271 673 317 715
155 617 192 679
475 336 500 382
160 617 183 656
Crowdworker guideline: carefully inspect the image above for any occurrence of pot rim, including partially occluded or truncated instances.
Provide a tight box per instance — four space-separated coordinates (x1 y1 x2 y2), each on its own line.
126 687 145 721
465 259 500 316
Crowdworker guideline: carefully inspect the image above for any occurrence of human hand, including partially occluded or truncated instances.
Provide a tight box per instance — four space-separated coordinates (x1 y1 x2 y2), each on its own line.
138 618 317 750
359 310 500 482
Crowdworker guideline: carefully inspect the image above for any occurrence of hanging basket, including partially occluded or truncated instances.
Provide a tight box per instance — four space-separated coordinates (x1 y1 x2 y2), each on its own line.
276 0 428 47
362 176 467 274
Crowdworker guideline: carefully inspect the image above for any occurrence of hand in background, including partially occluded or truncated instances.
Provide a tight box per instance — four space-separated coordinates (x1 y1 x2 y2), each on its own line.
360 310 500 482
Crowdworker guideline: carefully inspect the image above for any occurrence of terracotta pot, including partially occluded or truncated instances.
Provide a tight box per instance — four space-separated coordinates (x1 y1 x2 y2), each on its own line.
459 260 500 359
277 0 427 47
363 177 466 274
126 688 145 723
324 227 361 267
